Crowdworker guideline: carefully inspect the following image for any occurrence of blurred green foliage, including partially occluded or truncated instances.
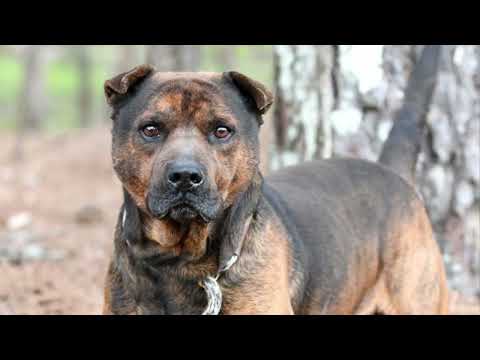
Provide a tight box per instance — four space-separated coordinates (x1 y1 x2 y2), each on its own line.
0 56 23 128
0 56 23 99
0 45 273 133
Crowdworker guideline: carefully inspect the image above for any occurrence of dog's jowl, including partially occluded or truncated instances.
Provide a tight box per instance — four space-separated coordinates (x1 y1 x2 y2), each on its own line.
103 46 449 315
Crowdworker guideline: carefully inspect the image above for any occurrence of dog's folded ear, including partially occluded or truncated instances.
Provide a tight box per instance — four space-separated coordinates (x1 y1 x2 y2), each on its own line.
104 64 155 106
119 188 143 248
224 71 274 119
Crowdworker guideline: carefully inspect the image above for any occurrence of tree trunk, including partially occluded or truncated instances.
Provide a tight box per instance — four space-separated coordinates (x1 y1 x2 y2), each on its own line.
146 45 201 71
217 46 236 69
73 46 92 127
387 45 479 298
272 45 480 298
14 45 46 159
334 45 479 297
180 45 201 70
146 45 175 70
271 45 336 170
18 45 45 132
117 46 139 73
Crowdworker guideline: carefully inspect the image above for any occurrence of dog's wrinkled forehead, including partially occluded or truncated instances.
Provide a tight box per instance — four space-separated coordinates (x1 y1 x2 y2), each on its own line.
149 76 229 122
117 73 240 128
106 67 273 140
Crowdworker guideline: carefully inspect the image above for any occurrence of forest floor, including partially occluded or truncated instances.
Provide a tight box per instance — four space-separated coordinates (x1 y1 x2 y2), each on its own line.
0 126 479 315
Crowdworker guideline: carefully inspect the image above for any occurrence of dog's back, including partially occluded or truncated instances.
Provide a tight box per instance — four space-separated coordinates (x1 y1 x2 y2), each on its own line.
102 46 448 315
264 46 448 314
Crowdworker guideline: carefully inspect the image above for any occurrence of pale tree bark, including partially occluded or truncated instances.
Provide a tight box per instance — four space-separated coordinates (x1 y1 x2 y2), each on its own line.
271 45 336 170
146 45 176 70
117 45 140 73
334 45 479 297
217 46 236 69
272 45 480 298
98 45 143 124
181 45 201 70
14 45 47 159
18 45 46 131
381 45 479 297
73 46 92 127
146 45 201 71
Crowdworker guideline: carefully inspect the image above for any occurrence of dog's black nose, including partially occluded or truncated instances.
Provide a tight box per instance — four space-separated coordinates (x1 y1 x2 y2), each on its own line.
167 161 204 191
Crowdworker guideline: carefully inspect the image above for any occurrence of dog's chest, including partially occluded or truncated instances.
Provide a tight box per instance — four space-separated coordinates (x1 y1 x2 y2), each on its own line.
123 263 209 315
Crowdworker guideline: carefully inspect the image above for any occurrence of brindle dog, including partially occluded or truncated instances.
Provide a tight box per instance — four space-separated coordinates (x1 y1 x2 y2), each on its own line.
102 45 449 315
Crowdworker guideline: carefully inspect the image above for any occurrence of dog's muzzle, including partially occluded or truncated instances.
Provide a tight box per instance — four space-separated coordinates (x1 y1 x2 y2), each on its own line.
147 160 221 223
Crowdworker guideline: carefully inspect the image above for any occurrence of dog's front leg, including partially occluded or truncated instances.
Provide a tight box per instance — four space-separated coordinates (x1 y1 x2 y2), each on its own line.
222 297 295 315
102 259 138 315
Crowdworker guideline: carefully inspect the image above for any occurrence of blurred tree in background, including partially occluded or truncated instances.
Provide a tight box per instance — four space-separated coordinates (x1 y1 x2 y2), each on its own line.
72 46 93 128
0 45 272 132
146 45 201 71
18 46 46 132
272 45 337 169
272 45 479 297
14 46 47 159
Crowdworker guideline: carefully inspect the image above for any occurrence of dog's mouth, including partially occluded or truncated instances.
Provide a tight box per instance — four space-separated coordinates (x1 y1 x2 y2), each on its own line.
147 192 221 224
169 203 203 223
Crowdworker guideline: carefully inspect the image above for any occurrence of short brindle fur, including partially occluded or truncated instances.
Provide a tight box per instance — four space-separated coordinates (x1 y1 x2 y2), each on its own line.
103 46 449 315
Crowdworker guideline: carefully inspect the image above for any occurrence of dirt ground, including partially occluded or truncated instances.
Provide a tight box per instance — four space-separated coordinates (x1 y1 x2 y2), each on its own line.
0 126 479 315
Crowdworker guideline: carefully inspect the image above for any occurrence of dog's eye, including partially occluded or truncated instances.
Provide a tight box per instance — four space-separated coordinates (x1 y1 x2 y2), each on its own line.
141 125 161 138
213 126 232 139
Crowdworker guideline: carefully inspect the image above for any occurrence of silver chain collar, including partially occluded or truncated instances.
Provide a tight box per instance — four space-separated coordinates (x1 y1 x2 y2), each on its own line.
199 254 238 315
121 208 239 315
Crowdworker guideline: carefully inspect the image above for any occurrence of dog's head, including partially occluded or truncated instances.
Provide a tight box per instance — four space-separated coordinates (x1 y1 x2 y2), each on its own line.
105 65 273 227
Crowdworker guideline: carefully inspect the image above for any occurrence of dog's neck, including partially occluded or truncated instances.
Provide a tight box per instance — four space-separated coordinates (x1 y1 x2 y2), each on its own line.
116 173 264 314
141 214 212 260
120 171 264 271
